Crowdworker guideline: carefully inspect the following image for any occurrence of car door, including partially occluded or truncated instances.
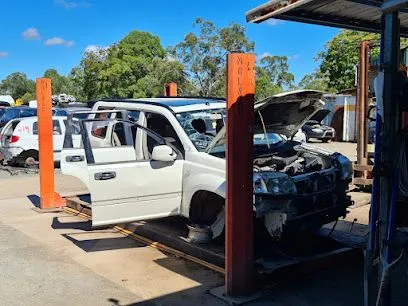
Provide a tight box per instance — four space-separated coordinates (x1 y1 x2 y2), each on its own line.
61 115 184 227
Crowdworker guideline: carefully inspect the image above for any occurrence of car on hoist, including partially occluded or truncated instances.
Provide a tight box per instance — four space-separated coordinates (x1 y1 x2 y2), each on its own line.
60 91 353 241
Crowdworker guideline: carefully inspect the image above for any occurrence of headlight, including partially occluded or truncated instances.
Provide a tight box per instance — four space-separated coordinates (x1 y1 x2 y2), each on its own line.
312 128 323 133
334 153 352 180
253 172 297 195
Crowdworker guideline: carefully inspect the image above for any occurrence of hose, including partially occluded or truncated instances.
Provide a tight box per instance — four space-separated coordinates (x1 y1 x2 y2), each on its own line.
375 250 404 306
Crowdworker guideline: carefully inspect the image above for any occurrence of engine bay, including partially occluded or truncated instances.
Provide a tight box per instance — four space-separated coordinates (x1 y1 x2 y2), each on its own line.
253 141 333 176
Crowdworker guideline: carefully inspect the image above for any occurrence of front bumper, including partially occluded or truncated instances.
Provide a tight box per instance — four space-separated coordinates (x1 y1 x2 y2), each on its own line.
311 130 335 139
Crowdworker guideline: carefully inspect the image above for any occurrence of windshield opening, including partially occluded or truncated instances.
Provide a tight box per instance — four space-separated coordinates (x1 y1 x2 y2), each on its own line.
176 109 226 151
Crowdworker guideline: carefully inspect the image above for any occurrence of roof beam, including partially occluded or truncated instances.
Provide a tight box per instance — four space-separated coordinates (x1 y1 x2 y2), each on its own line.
382 0 408 12
246 0 408 37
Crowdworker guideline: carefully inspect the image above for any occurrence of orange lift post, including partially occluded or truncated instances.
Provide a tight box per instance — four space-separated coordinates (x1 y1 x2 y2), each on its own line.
36 78 65 210
225 53 256 296
164 82 177 97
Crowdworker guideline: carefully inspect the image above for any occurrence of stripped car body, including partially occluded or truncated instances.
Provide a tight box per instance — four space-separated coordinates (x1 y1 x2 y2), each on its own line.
61 90 352 240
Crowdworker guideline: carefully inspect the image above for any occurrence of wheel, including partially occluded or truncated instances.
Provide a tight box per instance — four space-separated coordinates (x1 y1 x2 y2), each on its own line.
20 150 39 168
322 139 330 143
24 156 38 168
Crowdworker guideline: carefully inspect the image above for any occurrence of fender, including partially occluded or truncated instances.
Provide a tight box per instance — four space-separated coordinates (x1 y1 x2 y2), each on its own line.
181 172 226 218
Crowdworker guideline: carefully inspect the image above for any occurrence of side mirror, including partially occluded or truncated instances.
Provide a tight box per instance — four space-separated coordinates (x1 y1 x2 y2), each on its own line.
152 145 177 162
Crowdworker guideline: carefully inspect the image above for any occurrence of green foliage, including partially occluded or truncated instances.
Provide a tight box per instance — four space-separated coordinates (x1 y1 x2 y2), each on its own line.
0 72 35 99
43 69 67 94
170 18 255 97
255 55 295 100
20 92 36 104
317 30 380 92
76 31 188 100
298 70 331 92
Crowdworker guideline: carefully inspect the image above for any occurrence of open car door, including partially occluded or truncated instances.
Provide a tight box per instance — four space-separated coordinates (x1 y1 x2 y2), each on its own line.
61 111 183 227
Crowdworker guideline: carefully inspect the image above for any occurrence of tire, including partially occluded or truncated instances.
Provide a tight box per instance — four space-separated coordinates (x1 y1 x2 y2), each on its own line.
322 139 330 143
20 150 39 168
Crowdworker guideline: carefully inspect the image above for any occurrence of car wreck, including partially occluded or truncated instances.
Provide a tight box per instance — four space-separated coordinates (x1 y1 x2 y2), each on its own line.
61 90 352 241
301 109 336 142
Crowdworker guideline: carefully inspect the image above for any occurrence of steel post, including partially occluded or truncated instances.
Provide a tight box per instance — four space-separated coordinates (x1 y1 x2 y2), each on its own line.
357 41 369 166
36 78 65 209
378 11 400 306
164 83 177 97
225 53 256 296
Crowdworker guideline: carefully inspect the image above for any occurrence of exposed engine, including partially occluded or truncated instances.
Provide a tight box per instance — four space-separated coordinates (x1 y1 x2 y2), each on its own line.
253 142 331 176
252 141 352 240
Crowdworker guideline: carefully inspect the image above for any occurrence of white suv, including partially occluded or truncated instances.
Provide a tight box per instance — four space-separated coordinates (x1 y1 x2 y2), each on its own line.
61 91 352 240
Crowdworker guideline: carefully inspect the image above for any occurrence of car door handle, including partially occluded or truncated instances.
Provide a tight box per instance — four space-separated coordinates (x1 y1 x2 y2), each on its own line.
94 171 116 180
66 155 85 162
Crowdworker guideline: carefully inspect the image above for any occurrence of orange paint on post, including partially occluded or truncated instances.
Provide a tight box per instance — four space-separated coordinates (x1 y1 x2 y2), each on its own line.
225 53 256 296
36 78 65 209
164 82 177 96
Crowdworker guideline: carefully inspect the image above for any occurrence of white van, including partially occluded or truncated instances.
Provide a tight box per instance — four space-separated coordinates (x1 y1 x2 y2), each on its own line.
0 116 81 167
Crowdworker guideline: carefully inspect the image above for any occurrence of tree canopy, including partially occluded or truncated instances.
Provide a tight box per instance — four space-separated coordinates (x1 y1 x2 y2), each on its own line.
255 55 295 100
170 18 255 97
313 30 380 92
0 72 35 100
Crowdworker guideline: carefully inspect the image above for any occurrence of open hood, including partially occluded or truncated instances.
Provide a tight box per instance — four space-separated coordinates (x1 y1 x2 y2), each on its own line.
207 90 325 152
309 109 331 123
253 90 325 137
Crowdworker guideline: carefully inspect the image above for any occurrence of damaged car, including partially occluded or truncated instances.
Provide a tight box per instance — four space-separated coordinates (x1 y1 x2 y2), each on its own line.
301 109 336 142
60 90 352 241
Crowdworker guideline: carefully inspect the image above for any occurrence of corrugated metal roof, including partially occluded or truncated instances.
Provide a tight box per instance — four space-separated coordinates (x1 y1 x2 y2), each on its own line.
246 0 408 37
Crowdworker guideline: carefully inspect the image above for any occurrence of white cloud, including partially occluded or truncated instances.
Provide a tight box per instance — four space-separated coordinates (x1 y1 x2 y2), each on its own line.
288 54 300 61
22 28 41 40
0 51 8 58
55 0 90 9
265 19 284 26
85 44 109 53
44 37 75 47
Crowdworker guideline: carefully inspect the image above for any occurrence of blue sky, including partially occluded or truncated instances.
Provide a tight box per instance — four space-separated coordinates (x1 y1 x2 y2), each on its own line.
0 0 339 83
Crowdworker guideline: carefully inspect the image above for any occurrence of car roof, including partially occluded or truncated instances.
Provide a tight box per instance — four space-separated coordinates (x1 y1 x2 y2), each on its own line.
96 97 226 113
10 116 67 123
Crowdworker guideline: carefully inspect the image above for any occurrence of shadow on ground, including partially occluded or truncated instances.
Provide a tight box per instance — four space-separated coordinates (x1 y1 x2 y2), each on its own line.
62 234 146 252
51 216 92 231
27 194 40 208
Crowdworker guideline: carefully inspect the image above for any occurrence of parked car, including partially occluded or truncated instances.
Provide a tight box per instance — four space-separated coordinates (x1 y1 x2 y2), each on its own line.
301 110 335 142
0 107 37 129
52 106 91 119
0 116 81 167
61 91 352 240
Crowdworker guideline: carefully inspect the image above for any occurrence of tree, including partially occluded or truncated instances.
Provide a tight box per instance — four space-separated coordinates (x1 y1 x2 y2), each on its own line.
79 48 106 100
317 30 380 92
66 66 86 101
77 30 187 100
170 18 255 97
255 55 295 100
43 69 67 94
0 72 35 99
298 70 331 92
20 92 36 104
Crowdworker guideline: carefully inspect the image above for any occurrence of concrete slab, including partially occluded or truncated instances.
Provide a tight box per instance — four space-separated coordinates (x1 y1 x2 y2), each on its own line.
0 196 224 306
